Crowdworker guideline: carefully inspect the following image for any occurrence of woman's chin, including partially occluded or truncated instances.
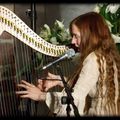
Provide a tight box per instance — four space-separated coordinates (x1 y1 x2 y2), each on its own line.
68 44 79 53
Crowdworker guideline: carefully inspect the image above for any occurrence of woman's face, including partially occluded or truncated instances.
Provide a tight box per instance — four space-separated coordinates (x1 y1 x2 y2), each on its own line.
71 24 81 48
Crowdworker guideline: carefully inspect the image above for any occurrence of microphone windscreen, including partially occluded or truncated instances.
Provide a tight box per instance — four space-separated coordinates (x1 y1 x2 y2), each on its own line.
65 48 75 59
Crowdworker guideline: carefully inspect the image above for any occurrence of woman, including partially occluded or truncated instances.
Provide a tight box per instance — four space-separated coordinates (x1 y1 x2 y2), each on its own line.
16 12 120 116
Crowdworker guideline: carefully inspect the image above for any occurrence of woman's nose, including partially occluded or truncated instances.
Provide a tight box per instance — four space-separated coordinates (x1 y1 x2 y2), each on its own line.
71 37 76 44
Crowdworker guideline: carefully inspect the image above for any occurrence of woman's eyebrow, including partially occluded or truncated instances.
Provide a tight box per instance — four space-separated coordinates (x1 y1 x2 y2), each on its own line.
72 33 77 36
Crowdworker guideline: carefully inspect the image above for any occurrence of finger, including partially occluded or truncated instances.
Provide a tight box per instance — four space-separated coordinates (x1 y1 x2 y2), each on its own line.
48 72 60 80
37 83 45 91
16 91 28 94
21 80 35 87
17 84 29 89
37 81 43 87
37 84 43 91
48 72 55 78
19 94 29 98
38 80 44 86
44 87 49 92
38 79 43 84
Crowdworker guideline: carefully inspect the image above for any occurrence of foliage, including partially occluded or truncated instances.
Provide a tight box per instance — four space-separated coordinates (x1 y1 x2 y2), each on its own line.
94 3 120 37
39 20 71 45
94 3 120 53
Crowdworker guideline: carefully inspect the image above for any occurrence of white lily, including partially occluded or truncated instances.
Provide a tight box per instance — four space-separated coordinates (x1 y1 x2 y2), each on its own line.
50 37 59 45
106 4 120 14
112 34 120 43
39 20 71 45
39 24 52 41
43 24 51 35
105 19 113 32
54 20 64 30
66 28 70 34
93 4 100 13
93 3 120 46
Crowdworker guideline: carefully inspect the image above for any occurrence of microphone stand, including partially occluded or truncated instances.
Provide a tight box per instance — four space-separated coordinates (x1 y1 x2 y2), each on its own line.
55 65 80 117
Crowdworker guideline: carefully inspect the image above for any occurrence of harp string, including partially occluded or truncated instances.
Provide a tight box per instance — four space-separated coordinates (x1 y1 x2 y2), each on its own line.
5 40 12 115
6 35 17 116
1 33 9 116
2 34 8 116
11 40 18 115
14 38 22 116
12 37 19 116
0 42 6 116
0 5 75 116
1 10 10 115
21 39 30 116
0 36 4 115
0 32 14 115
15 33 26 116
5 34 11 115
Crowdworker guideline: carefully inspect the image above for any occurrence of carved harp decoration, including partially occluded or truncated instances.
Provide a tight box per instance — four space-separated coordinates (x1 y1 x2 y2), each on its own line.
0 6 69 57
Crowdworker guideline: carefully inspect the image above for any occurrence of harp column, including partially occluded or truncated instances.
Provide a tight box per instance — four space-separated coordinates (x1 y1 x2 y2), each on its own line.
26 3 37 116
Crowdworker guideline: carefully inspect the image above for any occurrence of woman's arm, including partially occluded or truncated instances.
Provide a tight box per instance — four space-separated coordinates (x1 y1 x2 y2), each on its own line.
40 72 64 91
71 52 99 115
45 52 100 116
16 80 46 101
16 71 65 100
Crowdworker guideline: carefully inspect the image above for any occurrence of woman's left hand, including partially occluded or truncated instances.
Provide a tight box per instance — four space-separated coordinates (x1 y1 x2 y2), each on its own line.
16 80 46 101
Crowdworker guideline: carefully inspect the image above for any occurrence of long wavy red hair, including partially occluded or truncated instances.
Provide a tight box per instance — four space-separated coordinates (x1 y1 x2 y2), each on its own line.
68 12 120 115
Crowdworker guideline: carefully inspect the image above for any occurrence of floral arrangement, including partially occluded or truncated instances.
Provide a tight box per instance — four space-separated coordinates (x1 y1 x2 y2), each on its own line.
39 20 71 45
31 20 72 70
94 3 120 43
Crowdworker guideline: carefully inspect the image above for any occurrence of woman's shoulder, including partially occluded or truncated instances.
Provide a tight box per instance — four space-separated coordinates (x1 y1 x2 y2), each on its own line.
83 52 98 64
85 51 97 60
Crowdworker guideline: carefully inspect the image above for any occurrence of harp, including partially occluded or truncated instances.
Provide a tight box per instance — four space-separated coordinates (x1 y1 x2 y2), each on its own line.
0 5 75 116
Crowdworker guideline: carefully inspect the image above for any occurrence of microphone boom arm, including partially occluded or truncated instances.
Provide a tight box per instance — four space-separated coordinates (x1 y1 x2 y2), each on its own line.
42 48 75 70
42 54 68 70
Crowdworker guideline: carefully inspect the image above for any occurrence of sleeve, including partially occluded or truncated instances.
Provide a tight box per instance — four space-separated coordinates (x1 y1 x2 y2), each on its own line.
45 52 100 116
72 52 99 115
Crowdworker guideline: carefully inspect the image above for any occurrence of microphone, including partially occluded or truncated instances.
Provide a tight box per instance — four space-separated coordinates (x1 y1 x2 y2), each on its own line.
42 48 75 70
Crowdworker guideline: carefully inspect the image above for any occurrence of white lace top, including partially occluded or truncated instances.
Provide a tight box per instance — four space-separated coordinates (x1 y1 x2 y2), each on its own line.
45 52 119 116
